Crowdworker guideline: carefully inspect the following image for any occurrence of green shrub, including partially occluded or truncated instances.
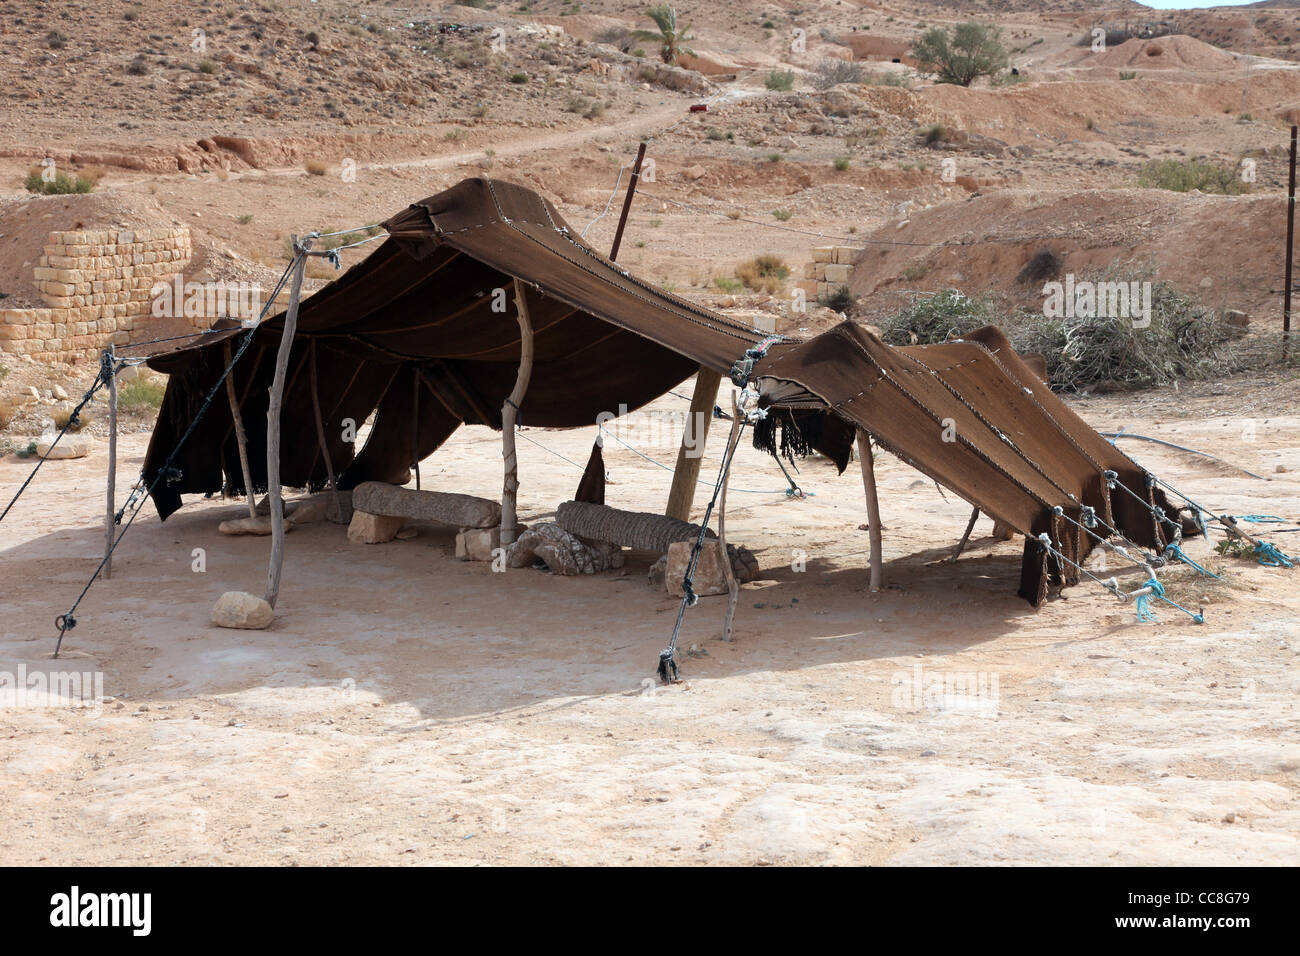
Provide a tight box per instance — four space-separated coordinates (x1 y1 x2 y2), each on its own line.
765 69 794 91
24 170 97 194
833 156 850 171
876 289 998 345
118 378 167 413
911 22 1008 87
772 209 792 221
1137 158 1250 195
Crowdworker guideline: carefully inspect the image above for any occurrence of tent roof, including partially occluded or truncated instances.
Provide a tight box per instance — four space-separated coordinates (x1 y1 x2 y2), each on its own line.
143 177 1172 605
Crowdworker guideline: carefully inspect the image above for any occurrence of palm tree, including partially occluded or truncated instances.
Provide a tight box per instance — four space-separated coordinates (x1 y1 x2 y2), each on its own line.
633 4 696 66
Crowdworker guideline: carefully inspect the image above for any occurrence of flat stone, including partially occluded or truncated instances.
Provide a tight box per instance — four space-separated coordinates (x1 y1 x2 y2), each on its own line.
347 510 403 544
211 590 273 629
351 482 500 528
218 514 291 536
35 438 88 459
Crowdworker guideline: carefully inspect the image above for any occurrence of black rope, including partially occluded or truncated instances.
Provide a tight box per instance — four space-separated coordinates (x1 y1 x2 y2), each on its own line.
0 351 115 525
51 254 301 658
658 419 748 683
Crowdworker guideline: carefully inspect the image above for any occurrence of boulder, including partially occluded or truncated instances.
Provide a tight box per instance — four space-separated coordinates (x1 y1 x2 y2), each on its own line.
351 481 500 528
35 438 88 460
211 590 273 629
455 525 525 561
347 510 403 544
666 540 731 597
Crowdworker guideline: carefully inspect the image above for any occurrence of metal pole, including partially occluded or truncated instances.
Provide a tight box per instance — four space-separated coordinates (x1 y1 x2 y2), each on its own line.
608 141 647 262
1284 125 1296 359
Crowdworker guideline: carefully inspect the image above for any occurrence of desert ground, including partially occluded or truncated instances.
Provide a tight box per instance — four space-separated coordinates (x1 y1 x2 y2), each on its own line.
2 0 1299 865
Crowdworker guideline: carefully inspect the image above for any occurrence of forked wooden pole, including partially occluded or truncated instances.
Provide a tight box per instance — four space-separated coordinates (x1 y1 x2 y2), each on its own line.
264 237 309 609
665 367 722 521
501 277 534 547
856 428 883 591
224 339 258 520
102 346 117 580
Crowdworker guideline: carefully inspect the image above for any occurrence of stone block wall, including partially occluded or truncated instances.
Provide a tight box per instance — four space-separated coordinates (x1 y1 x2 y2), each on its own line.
0 227 195 364
796 245 862 303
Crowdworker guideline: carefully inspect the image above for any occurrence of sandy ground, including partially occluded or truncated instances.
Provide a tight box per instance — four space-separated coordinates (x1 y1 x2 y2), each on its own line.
1 375 1298 866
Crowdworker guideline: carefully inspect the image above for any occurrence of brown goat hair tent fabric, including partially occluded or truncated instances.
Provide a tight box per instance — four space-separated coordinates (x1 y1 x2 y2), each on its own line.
142 177 1171 607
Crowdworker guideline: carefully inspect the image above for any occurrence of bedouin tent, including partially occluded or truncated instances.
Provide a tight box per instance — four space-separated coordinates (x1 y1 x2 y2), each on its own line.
142 177 1177 605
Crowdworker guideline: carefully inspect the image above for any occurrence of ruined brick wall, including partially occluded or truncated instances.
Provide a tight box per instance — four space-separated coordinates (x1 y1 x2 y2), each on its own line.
0 227 195 364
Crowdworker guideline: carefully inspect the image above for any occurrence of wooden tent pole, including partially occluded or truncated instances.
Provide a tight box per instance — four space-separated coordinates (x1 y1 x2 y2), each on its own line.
308 339 343 519
665 368 722 521
224 339 258 520
608 141 647 263
500 277 534 547
264 237 309 609
102 346 117 580
719 390 742 642
856 428 883 592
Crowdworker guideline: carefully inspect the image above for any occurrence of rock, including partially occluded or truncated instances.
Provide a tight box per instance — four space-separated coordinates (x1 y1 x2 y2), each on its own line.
991 519 1016 541
35 438 88 460
1276 465 1287 474
289 498 330 525
682 164 707 181
395 527 419 540
347 510 403 544
666 540 731 597
218 514 284 536
1223 309 1250 336
52 384 69 400
1222 811 1236 824
506 523 623 575
211 591 273 629
351 481 500 528
456 526 518 561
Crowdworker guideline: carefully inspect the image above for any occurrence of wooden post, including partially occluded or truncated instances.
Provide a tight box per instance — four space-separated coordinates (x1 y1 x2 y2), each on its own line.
500 277 534 547
665 367 722 521
856 428 883 591
264 237 309 609
308 340 343 520
719 390 742 642
608 141 647 263
224 339 258 520
1284 124 1296 359
102 346 117 580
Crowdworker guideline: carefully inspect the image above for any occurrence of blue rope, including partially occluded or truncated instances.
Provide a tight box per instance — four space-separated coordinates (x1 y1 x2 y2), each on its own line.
1133 576 1206 624
1255 542 1295 568
1233 514 1286 523
1162 543 1221 580
1134 577 1161 623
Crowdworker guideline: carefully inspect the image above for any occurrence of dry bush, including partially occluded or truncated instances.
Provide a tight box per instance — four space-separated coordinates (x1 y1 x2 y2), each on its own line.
53 407 93 432
303 159 329 176
735 255 790 294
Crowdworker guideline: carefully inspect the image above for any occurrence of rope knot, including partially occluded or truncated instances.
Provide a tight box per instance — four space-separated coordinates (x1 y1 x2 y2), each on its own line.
1103 470 1117 490
1081 506 1097 529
